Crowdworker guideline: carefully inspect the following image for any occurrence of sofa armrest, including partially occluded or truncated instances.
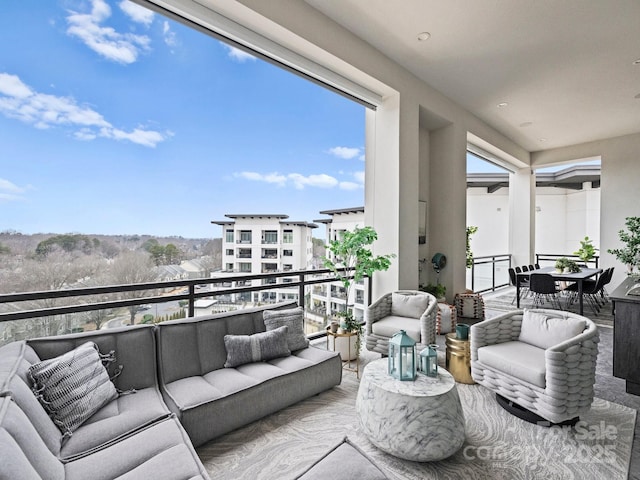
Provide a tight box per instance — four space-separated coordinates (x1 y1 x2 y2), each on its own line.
545 321 599 400
366 293 392 335
470 310 523 361
419 295 438 346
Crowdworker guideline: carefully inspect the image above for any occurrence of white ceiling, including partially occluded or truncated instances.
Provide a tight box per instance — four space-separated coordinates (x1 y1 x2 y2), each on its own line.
304 0 640 152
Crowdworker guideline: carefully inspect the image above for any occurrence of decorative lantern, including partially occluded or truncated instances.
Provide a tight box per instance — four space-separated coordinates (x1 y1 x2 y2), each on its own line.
419 344 439 377
388 330 417 381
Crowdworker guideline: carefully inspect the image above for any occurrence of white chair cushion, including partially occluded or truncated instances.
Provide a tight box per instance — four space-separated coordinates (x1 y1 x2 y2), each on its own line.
477 341 546 388
390 292 428 318
518 309 586 350
371 316 421 344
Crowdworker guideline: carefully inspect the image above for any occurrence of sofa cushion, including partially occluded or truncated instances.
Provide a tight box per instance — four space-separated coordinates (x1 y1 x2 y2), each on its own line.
518 309 586 350
263 306 309 351
295 436 389 479
391 292 428 318
64 416 210 480
28 342 118 439
0 396 65 480
477 341 546 388
60 387 171 461
371 316 421 344
223 326 291 368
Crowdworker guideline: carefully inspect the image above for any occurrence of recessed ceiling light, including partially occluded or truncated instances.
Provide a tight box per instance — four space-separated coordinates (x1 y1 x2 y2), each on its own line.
519 122 533 128
417 32 431 41
633 58 640 65
497 102 508 108
539 138 547 142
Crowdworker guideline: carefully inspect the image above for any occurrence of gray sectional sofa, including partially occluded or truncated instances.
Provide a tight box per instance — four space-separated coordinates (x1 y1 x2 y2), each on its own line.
0 302 342 479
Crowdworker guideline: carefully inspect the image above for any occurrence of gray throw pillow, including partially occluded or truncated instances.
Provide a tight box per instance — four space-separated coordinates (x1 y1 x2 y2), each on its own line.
28 341 118 439
224 326 291 368
263 306 309 351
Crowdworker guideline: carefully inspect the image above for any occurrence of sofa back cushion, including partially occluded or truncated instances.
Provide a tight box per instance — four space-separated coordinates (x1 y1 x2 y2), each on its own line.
156 302 298 384
390 291 428 318
518 309 587 350
0 396 64 480
28 325 158 392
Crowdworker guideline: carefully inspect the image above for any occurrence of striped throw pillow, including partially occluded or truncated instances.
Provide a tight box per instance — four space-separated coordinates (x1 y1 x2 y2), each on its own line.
28 341 118 439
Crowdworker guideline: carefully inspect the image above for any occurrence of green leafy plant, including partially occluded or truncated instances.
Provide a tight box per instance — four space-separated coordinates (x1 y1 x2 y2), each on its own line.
573 236 597 263
421 283 446 300
323 226 395 354
555 257 569 271
555 257 580 273
466 226 478 269
608 217 640 273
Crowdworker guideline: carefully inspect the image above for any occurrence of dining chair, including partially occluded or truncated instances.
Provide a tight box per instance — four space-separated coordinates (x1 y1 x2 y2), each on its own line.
529 273 563 310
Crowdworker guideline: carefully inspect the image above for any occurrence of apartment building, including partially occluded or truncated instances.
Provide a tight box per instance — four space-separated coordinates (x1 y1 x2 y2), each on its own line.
211 214 316 304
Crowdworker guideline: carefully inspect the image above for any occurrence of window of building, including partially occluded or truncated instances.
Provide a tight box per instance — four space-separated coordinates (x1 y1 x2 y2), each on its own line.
239 262 252 272
238 248 252 258
283 230 294 243
283 264 293 271
226 249 234 256
283 249 293 257
239 231 252 244
262 263 278 273
225 263 234 271
262 230 278 244
262 248 278 259
355 290 364 304
225 230 234 243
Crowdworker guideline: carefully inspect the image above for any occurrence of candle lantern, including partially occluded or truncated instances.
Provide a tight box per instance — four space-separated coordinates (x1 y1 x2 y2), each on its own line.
419 344 439 377
388 330 417 381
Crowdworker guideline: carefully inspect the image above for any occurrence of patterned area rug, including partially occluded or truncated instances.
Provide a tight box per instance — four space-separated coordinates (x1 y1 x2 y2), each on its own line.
197 358 635 480
483 287 614 327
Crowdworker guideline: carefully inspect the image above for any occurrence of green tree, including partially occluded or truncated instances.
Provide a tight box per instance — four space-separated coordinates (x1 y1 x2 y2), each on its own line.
608 217 640 272
164 243 181 264
323 226 394 353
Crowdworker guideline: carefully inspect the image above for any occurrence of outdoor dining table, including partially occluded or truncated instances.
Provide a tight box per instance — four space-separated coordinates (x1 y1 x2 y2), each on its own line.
516 266 603 315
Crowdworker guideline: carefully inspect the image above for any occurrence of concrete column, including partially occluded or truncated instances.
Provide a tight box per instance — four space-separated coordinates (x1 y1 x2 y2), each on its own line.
428 124 468 299
365 93 420 300
508 168 536 266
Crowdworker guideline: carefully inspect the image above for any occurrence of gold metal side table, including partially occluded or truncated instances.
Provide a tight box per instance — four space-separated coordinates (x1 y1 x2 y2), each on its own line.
326 327 359 378
445 333 475 384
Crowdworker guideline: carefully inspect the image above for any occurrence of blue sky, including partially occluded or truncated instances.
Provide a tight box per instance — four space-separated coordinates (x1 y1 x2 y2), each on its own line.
0 0 370 238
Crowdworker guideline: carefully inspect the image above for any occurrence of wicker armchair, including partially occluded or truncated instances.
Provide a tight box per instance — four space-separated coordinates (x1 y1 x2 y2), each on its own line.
365 290 438 355
471 309 599 424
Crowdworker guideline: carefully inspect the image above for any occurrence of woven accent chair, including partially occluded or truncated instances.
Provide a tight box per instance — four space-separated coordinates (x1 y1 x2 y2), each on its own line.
471 309 599 425
365 290 438 355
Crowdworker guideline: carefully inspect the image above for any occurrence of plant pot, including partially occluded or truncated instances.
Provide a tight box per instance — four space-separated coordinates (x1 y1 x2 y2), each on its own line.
328 334 358 361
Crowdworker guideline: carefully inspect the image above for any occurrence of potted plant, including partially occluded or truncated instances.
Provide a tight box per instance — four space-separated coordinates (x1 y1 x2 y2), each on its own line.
466 226 478 269
608 217 640 275
421 283 446 302
573 236 597 265
564 259 581 273
554 257 569 273
323 226 395 357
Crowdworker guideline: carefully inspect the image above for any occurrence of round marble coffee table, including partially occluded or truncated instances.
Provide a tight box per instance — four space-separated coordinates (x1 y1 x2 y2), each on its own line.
355 358 465 461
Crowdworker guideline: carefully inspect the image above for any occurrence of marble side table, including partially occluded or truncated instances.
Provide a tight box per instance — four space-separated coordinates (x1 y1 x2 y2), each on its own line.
355 358 465 462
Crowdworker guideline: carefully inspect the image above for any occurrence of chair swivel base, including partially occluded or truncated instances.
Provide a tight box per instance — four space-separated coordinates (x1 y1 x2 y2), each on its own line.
496 394 579 428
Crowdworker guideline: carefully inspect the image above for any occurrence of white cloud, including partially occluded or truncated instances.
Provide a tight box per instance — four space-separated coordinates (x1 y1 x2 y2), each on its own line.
224 44 256 63
236 171 287 187
353 171 365 184
66 0 151 64
328 146 361 160
0 178 28 202
235 171 343 190
288 173 338 190
163 21 177 47
119 0 154 26
339 181 360 191
0 72 168 148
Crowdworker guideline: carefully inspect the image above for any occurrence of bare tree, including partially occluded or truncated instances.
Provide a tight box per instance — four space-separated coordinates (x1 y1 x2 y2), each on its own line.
109 251 157 325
